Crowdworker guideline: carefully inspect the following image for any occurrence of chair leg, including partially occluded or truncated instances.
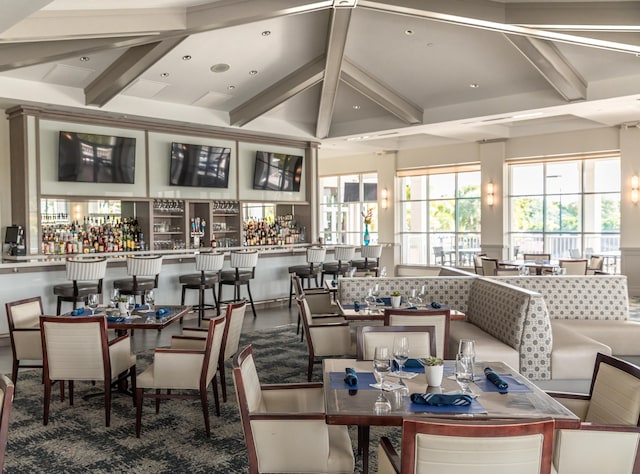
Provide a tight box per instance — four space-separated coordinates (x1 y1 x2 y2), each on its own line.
155 389 161 414
307 356 314 382
56 297 62 315
181 285 186 306
10 360 18 387
130 366 137 407
201 386 211 437
296 311 301 336
212 374 220 416
69 380 74 406
217 282 223 308
43 377 52 425
104 380 112 427
219 363 227 403
212 286 220 316
198 286 205 327
135 387 143 438
246 282 257 318
288 276 294 308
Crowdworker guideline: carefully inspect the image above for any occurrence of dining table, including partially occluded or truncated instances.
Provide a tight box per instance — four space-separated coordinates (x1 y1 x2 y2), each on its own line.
322 358 580 473
336 300 466 321
499 259 560 275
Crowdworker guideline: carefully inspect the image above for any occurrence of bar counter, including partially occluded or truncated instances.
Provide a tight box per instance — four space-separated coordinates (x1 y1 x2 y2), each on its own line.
0 244 314 336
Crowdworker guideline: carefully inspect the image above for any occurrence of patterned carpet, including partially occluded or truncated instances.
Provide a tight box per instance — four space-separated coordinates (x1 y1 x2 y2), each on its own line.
4 324 397 473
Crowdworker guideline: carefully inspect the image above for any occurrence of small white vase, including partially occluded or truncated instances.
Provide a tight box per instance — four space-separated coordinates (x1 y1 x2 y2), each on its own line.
119 303 129 317
425 365 444 387
391 295 402 308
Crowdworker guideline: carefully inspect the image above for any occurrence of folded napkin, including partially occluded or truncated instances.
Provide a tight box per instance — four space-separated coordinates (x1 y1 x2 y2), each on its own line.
406 306 418 310
353 301 360 312
410 393 473 406
344 368 358 387
377 297 391 306
331 279 337 287
484 367 509 392
106 316 126 323
156 308 169 317
71 307 87 316
430 301 442 309
135 304 150 310
393 358 424 369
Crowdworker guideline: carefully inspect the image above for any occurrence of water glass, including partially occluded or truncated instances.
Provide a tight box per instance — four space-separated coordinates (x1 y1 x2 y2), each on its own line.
126 295 135 317
373 346 392 414
455 353 475 394
145 289 155 311
393 336 410 378
458 339 476 380
87 293 99 315
110 288 120 308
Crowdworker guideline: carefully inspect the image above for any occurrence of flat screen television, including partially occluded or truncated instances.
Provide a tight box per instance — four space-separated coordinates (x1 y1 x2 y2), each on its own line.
252 151 303 192
58 131 136 184
170 142 231 188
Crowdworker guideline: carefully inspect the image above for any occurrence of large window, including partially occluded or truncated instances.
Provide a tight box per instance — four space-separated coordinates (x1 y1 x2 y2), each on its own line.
508 156 620 270
319 173 378 245
399 168 481 265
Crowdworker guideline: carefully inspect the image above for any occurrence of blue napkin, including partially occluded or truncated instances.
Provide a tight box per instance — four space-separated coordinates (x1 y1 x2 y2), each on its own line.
135 304 149 310
71 307 87 316
430 301 442 308
344 368 358 387
393 358 423 369
353 301 360 312
331 279 337 287
410 393 473 406
484 367 509 392
106 316 126 323
377 297 391 306
156 308 169 317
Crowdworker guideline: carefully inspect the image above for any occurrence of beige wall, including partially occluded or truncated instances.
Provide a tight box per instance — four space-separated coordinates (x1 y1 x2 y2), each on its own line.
0 112 10 241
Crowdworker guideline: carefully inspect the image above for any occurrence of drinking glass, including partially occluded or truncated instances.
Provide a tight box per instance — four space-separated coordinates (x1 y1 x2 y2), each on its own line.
417 285 427 308
373 346 392 414
371 284 381 312
455 353 475 394
87 293 99 315
144 289 155 311
110 288 120 308
393 336 410 389
407 289 421 307
458 339 476 380
364 289 376 314
126 295 135 317
379 266 387 278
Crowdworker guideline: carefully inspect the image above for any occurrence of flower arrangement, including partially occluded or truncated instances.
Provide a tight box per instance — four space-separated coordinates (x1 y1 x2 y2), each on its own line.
361 207 373 225
391 291 401 297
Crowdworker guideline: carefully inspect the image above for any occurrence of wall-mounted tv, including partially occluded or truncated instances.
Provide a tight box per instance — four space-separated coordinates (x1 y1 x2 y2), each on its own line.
252 151 303 192
170 142 231 188
58 131 136 184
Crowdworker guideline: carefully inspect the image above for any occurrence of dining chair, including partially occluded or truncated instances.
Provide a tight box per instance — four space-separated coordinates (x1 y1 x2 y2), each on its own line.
135 314 226 437
481 257 500 276
287 246 326 307
181 301 247 402
179 251 225 325
113 255 163 304
293 275 343 341
320 246 356 284
547 352 640 427
383 308 450 359
296 294 354 381
523 253 551 263
356 325 436 361
232 344 355 474
569 248 581 259
40 315 137 427
218 250 258 318
558 258 588 275
352 244 383 276
432 246 449 265
5 296 44 391
473 252 487 274
553 424 640 473
0 374 14 473
587 255 605 274
377 417 555 474
53 257 107 314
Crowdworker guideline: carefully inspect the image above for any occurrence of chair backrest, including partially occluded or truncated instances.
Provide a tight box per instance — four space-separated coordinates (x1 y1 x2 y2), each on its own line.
481 257 499 276
40 316 110 381
222 301 248 361
400 418 555 474
383 309 450 359
5 296 43 360
306 247 326 265
361 244 382 259
524 253 551 263
230 250 259 269
0 374 14 473
127 255 163 277
66 257 108 281
586 353 640 426
589 255 604 271
334 246 355 262
196 252 225 272
569 248 581 258
356 325 436 361
473 253 487 274
559 259 588 275
202 315 226 386
296 296 316 354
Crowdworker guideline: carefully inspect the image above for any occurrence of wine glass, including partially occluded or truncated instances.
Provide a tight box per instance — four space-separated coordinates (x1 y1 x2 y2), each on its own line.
458 339 476 380
144 289 155 311
455 353 475 394
110 288 120 308
364 288 376 314
393 336 410 393
371 284 381 313
126 295 135 317
373 346 392 414
417 285 427 308
407 289 421 307
87 293 99 315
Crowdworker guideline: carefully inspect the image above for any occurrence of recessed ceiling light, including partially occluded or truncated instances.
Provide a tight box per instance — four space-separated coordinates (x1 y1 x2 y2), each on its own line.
249 70 258 76
405 29 414 35
160 72 170 78
353 105 361 110
469 83 479 88
227 85 236 90
79 56 90 62
261 30 271 36
210 63 230 73
182 55 192 61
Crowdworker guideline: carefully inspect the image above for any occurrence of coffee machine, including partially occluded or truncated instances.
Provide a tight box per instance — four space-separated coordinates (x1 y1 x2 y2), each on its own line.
5 225 26 256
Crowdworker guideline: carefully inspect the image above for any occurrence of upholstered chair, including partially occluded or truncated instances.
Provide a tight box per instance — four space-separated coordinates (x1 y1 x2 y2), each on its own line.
473 252 487 274
351 244 382 276
296 294 354 381
40 315 137 427
113 255 162 304
321 246 355 284
53 257 107 314
135 315 226 437
5 297 44 390
356 325 436 361
287 246 326 307
0 374 14 473
292 275 342 340
232 344 355 474
559 259 588 275
547 352 640 426
377 417 555 474
179 251 225 325
218 250 259 317
481 257 499 276
383 308 450 359
523 253 551 262
587 255 605 274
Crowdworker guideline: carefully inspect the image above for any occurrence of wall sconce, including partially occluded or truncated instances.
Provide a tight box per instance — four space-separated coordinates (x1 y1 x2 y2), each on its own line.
632 176 639 205
486 182 494 206
381 188 388 209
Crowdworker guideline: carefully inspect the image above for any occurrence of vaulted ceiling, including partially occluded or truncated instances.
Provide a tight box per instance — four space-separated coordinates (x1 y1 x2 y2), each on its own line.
1 0 640 157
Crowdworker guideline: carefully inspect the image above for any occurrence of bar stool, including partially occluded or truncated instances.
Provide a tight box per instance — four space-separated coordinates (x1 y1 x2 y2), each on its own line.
321 246 355 284
218 250 258 318
287 246 326 308
179 252 225 326
113 255 163 304
53 257 107 314
351 244 382 276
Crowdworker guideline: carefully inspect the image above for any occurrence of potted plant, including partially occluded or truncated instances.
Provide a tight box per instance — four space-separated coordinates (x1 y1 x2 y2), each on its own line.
390 291 402 308
421 356 444 387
